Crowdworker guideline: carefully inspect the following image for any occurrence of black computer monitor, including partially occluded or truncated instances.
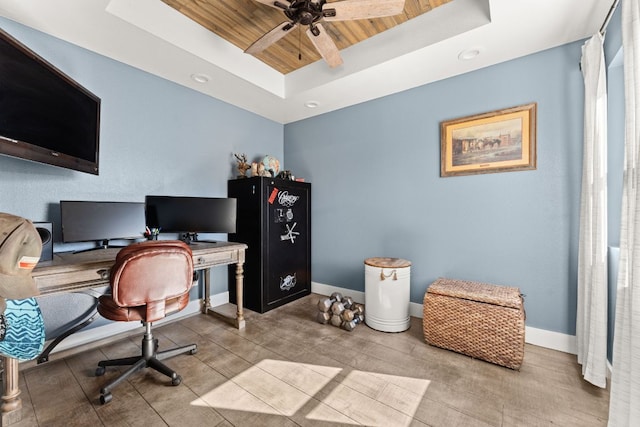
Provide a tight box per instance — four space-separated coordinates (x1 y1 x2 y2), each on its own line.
145 195 237 243
60 201 146 250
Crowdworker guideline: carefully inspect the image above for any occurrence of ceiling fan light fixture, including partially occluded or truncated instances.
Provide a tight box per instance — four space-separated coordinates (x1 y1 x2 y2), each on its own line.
458 48 481 61
247 0 406 68
190 73 210 83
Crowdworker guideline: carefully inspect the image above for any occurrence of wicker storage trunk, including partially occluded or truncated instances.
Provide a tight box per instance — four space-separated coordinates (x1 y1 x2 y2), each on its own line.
422 278 525 370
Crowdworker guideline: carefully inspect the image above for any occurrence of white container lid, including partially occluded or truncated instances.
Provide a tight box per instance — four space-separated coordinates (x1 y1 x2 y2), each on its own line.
364 257 411 268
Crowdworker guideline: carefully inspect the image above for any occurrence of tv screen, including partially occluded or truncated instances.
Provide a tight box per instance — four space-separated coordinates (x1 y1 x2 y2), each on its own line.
60 201 146 246
145 196 237 242
0 28 100 175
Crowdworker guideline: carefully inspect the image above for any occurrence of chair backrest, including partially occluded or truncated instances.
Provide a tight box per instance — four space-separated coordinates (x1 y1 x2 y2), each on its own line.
109 240 194 311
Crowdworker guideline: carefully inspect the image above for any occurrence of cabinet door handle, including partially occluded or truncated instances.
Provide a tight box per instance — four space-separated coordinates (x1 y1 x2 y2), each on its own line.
197 257 205 264
97 269 109 280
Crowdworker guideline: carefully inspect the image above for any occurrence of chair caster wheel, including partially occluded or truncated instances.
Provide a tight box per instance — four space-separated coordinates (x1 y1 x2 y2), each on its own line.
171 375 182 386
100 393 112 404
95 366 105 376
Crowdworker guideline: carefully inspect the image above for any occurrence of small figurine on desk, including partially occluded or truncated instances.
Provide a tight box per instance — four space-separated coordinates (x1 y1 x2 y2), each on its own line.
234 153 251 178
144 226 160 240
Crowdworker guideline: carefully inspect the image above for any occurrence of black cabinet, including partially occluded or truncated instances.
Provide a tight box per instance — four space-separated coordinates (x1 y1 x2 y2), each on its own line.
228 177 311 313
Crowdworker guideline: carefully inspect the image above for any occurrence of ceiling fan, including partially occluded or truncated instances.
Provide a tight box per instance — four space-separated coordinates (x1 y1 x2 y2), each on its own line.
246 0 406 68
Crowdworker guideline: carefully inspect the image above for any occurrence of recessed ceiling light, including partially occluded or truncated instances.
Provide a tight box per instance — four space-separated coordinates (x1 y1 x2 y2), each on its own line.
190 73 210 83
304 101 319 108
458 48 481 61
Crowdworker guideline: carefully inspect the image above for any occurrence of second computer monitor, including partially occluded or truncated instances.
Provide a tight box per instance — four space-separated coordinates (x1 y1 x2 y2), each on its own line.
145 195 237 240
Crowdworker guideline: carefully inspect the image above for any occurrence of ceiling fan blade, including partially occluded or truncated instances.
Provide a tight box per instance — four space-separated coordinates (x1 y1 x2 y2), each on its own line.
245 21 298 55
323 0 405 21
251 0 291 10
306 23 343 68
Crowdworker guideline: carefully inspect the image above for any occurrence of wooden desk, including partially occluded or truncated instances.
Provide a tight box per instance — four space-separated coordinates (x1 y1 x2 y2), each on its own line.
0 241 247 425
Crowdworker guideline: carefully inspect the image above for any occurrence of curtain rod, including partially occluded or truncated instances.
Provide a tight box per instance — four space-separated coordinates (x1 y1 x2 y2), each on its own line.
600 0 620 35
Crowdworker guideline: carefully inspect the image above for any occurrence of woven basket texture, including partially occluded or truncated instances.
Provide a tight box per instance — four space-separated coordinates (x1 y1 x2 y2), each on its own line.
423 278 525 370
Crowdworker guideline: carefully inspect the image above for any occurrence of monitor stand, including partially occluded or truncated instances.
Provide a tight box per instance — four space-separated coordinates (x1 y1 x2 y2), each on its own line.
73 239 126 254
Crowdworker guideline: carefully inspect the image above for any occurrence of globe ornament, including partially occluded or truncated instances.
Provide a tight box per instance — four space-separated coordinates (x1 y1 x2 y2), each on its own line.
262 155 280 177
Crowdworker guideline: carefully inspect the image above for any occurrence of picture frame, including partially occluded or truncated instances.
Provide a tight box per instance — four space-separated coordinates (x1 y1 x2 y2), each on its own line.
440 103 537 177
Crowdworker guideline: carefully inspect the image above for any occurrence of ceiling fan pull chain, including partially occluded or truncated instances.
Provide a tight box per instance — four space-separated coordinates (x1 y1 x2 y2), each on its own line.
298 26 302 61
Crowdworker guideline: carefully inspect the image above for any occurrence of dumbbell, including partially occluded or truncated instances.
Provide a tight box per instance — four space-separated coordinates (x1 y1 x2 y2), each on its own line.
342 296 354 310
317 292 343 312
342 315 363 332
316 311 331 324
340 308 356 322
330 314 343 327
340 304 363 319
352 303 364 314
344 309 363 324
331 301 346 316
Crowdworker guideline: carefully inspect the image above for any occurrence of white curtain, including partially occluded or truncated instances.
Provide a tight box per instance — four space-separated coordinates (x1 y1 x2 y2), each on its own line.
577 32 609 389
609 0 640 424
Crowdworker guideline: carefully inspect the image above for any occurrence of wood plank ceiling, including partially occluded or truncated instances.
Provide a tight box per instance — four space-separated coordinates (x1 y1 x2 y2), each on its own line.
161 0 452 74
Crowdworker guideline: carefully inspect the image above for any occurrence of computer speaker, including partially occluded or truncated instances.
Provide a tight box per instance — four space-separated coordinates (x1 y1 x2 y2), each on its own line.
33 222 53 262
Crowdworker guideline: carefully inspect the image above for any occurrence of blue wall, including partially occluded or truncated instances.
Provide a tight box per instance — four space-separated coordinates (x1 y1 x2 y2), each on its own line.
285 42 586 335
0 17 282 265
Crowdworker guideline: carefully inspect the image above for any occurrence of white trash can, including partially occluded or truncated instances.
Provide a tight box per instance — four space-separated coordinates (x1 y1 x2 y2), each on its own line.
364 257 411 332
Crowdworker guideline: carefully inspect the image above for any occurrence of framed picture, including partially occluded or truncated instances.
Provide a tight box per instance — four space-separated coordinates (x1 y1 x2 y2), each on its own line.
440 103 537 177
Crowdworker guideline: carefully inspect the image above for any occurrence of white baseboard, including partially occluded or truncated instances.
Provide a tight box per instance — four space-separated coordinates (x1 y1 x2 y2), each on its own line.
524 326 576 354
48 292 229 355
311 281 577 354
312 281 365 304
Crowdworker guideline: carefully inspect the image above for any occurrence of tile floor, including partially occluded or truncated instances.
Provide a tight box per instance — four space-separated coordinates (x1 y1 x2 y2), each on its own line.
10 293 609 426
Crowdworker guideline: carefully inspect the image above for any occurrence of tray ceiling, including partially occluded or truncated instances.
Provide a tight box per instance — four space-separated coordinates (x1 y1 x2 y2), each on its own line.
161 0 451 74
0 0 615 124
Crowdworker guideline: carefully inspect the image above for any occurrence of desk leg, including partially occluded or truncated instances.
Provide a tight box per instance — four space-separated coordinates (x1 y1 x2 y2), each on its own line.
202 269 211 314
235 261 245 329
201 262 245 330
1 357 22 425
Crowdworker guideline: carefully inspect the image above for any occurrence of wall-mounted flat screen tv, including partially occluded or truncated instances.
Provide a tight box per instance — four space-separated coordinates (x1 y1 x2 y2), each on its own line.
0 28 100 175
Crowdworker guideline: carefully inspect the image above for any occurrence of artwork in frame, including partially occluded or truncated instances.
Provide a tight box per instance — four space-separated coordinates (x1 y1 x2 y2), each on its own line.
440 103 537 177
